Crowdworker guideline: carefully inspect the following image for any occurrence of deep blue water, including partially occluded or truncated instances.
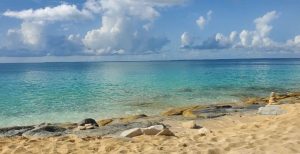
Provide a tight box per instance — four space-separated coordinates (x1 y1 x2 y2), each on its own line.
1 59 300 127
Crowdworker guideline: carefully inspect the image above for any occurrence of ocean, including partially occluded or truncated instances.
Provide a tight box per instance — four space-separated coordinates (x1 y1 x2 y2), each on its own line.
1 59 300 127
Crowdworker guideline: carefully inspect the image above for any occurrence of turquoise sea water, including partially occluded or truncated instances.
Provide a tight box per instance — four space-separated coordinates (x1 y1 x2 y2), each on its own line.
1 59 300 127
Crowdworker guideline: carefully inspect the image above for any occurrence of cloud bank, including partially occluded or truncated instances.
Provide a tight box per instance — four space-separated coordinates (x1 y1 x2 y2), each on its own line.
182 11 300 53
1 0 185 56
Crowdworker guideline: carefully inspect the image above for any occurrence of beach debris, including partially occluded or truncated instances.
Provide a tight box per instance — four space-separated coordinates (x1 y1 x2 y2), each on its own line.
120 128 143 138
141 125 165 135
258 105 286 115
268 92 277 105
98 119 114 126
198 127 212 136
182 120 199 129
78 118 99 127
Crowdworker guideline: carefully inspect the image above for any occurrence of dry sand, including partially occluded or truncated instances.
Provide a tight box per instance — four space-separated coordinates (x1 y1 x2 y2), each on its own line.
1 103 300 154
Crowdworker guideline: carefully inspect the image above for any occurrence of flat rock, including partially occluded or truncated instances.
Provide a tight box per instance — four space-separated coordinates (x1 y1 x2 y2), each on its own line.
142 125 165 135
258 105 286 115
22 125 67 138
120 114 148 123
97 119 114 126
73 120 161 138
0 126 34 137
120 128 143 138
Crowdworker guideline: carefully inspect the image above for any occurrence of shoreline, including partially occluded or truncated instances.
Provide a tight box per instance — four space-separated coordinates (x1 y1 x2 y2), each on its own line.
1 92 300 153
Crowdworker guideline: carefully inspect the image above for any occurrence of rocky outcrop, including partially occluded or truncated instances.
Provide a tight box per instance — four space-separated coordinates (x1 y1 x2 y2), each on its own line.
22 124 67 138
0 126 34 137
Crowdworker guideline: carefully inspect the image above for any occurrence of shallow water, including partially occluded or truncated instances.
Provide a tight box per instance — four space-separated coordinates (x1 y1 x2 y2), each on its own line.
1 59 300 127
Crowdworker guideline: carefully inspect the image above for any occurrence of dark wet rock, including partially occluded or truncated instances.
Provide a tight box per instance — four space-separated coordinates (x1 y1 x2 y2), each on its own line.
73 120 161 138
22 124 67 138
0 126 34 137
78 118 99 127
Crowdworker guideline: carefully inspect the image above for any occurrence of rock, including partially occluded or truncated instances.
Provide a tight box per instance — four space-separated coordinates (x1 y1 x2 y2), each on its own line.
56 123 77 129
198 127 212 136
182 121 198 129
120 114 148 123
258 105 286 115
78 118 99 127
97 119 114 126
77 126 86 130
22 125 67 138
142 125 165 135
161 107 190 116
0 126 34 137
120 128 143 138
156 128 175 136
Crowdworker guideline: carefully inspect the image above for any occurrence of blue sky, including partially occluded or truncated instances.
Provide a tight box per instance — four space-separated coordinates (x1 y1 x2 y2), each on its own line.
1 0 300 62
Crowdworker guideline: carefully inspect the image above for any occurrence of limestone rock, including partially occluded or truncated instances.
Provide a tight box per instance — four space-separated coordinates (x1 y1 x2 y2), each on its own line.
97 119 114 126
182 109 198 118
161 107 190 116
258 105 286 115
142 125 165 135
0 126 34 137
120 128 143 138
120 114 147 123
182 120 198 129
198 127 212 136
156 128 175 136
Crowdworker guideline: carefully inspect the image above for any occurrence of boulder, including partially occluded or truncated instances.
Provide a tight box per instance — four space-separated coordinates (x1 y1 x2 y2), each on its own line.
198 127 212 136
78 118 99 127
156 128 175 136
120 128 143 138
141 125 165 135
97 119 114 126
182 120 198 129
258 105 286 115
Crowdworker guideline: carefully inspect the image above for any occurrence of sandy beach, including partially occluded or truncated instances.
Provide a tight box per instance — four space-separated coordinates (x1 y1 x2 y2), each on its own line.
1 94 300 154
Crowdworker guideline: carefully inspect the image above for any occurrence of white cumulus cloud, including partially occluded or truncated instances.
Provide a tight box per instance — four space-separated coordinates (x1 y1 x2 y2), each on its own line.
196 10 212 29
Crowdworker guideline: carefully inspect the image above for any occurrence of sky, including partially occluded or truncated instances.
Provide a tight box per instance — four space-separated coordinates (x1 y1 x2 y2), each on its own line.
0 0 300 62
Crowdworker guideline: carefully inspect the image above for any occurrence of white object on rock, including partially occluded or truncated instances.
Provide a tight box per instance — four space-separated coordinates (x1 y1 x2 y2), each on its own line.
182 120 197 129
77 126 86 130
258 105 286 115
120 128 143 138
198 127 211 136
268 92 276 104
156 128 175 136
142 125 165 135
